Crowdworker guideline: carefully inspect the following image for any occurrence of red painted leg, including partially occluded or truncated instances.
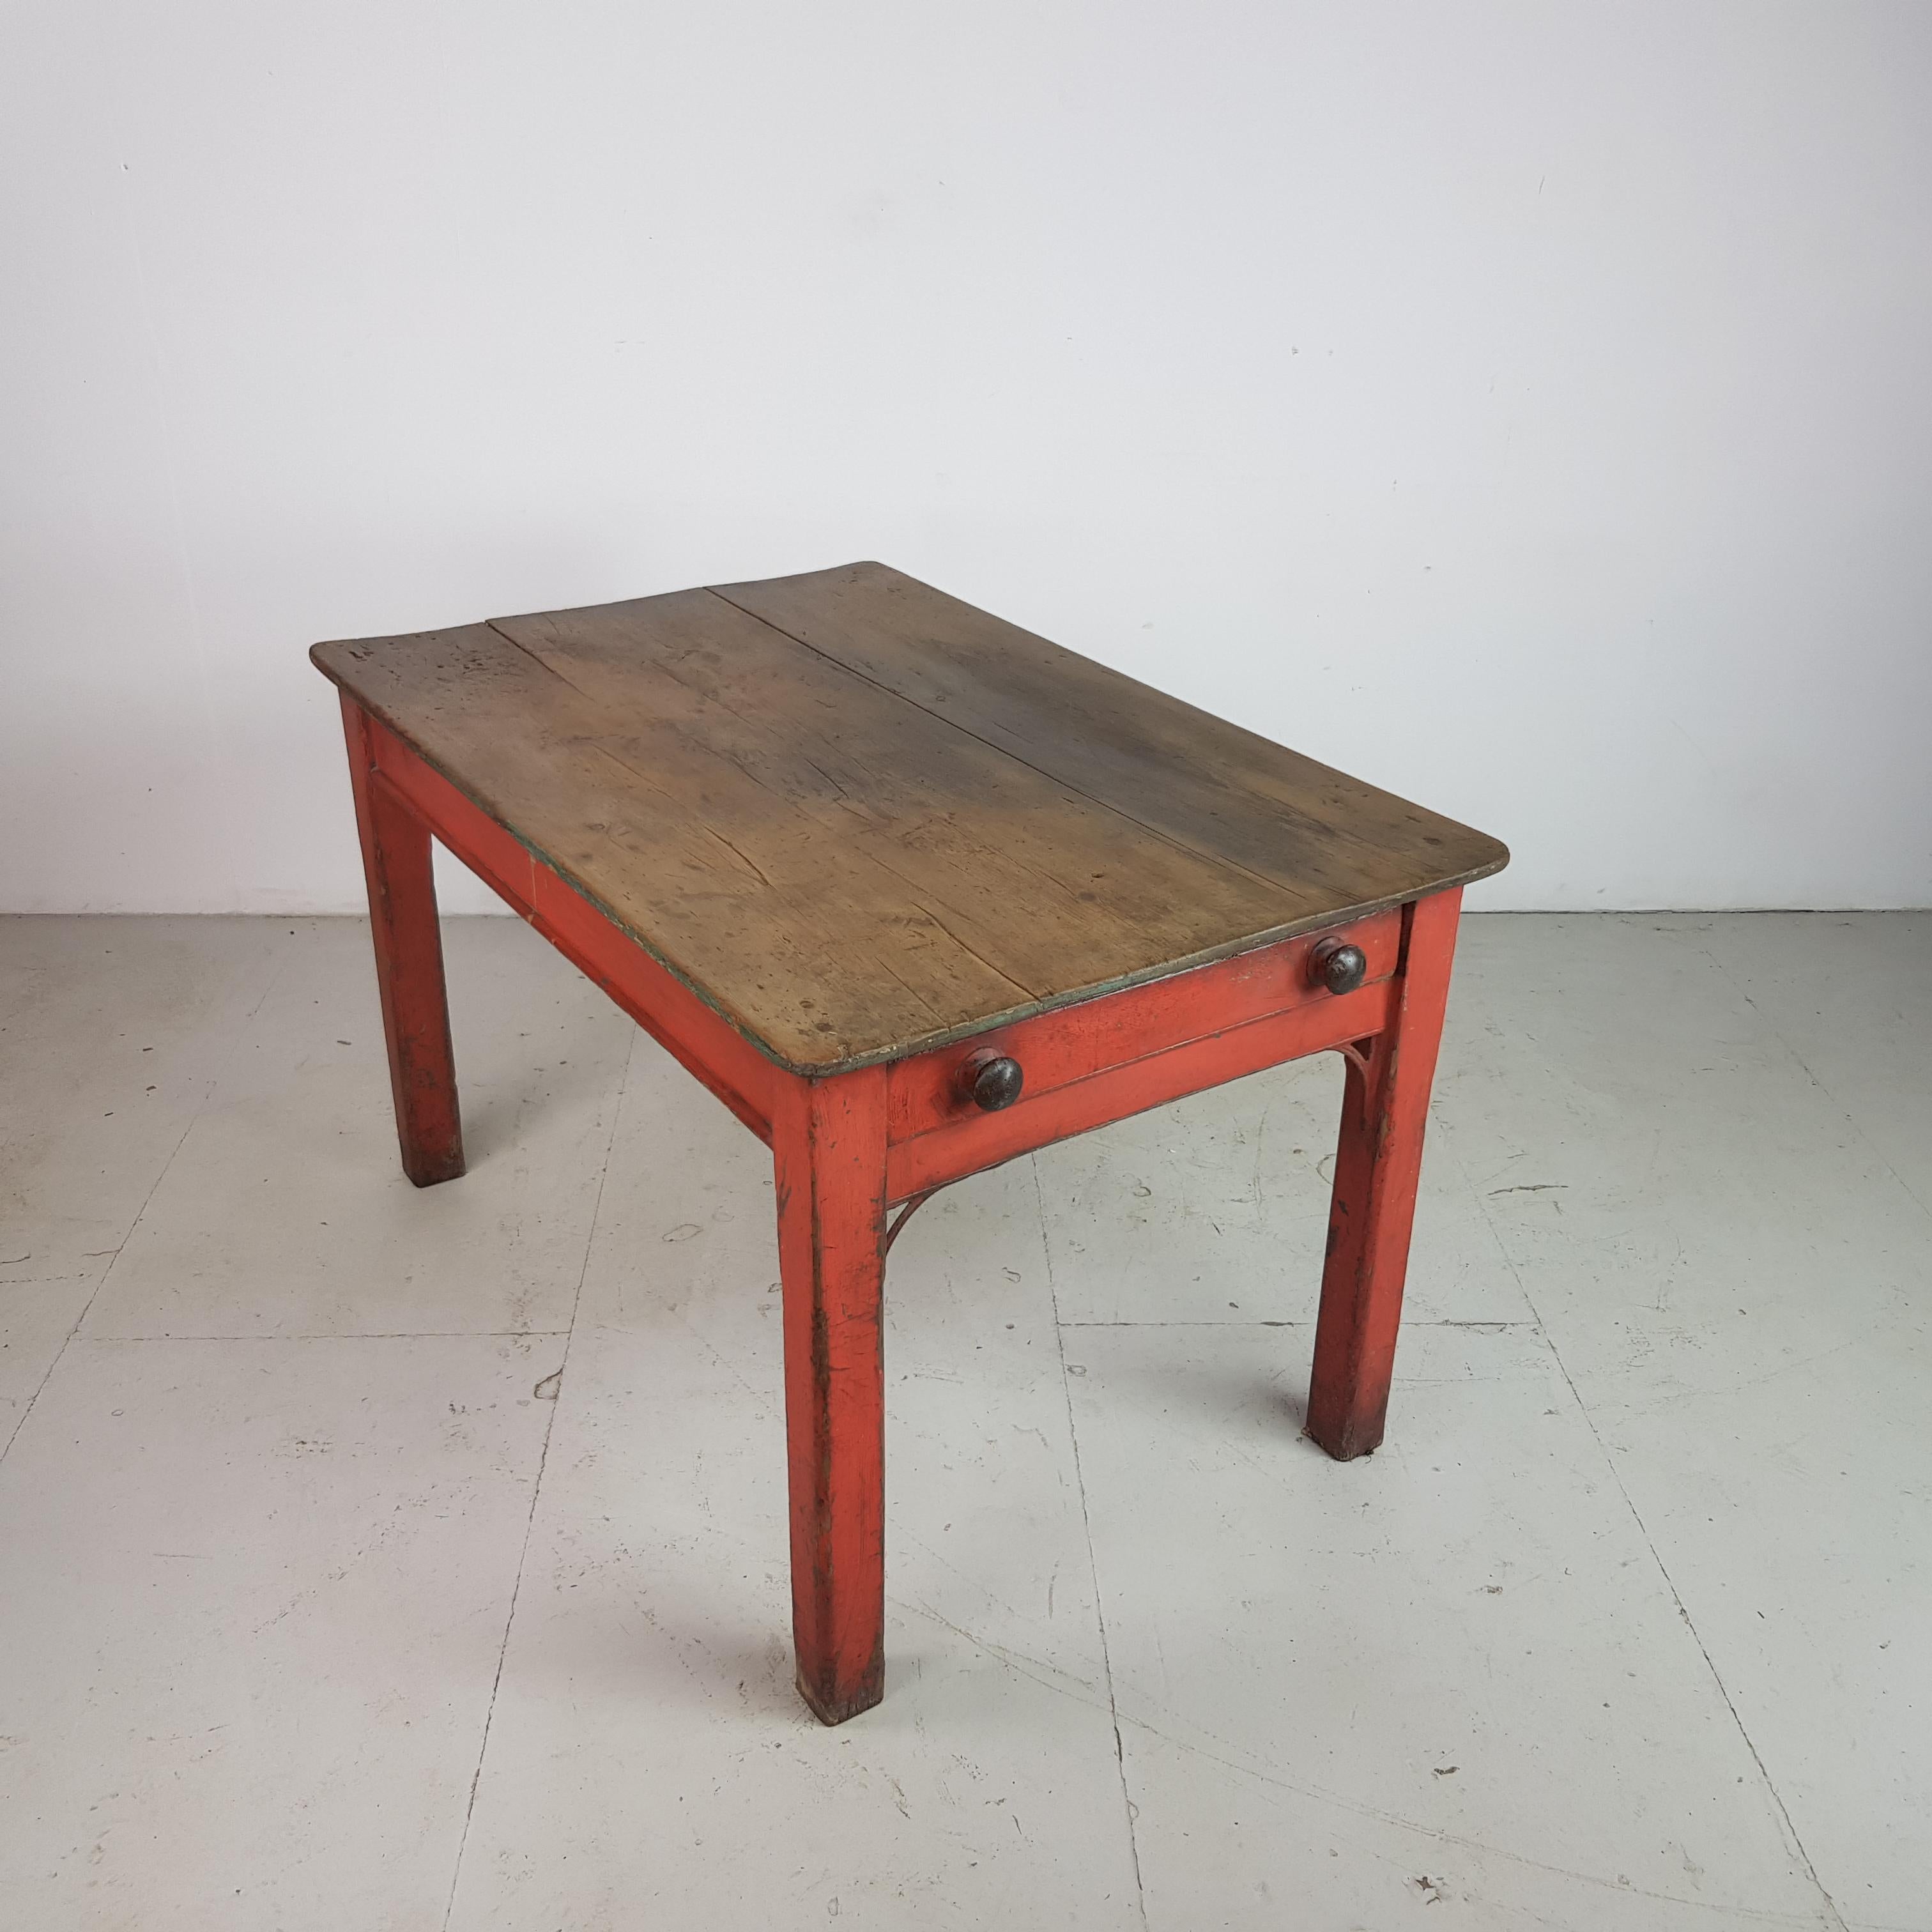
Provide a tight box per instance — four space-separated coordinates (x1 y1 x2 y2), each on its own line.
772 1066 889 1724
339 695 465 1188
1307 888 1462 1460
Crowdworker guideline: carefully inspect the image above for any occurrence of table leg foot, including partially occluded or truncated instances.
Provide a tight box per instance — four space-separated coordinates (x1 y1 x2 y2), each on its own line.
1307 889 1462 1460
795 1663 886 1727
774 1066 889 1724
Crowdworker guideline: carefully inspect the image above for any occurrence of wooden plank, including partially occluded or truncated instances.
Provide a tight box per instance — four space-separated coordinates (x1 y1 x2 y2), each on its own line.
714 562 1508 911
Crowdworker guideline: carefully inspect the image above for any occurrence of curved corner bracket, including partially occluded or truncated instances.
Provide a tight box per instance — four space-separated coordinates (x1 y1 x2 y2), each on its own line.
1334 1038 1379 1077
883 1186 940 1255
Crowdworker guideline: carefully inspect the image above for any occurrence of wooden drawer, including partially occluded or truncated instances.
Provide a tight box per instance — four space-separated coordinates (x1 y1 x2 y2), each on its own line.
885 908 1400 1146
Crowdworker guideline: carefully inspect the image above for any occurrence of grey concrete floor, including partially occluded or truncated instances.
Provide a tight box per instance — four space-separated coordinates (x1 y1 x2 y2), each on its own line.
0 912 1926 1931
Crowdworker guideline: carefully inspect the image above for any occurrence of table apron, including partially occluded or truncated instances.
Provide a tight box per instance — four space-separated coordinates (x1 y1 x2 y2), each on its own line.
364 717 779 1141
356 707 1415 1199
884 976 1394 1201
883 910 1399 1142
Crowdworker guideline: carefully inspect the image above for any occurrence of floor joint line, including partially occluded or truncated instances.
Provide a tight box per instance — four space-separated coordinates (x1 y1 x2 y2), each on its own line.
1458 1131 1850 1931
1032 1153 1150 1930
0 943 291 1468
440 1026 636 1932
1698 933 1932 1230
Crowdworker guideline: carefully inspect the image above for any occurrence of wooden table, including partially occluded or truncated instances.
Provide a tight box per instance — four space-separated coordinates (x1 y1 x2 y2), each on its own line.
312 561 1508 1724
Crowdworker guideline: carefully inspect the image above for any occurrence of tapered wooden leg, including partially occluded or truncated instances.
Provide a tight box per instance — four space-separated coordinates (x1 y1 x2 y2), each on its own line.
772 1066 889 1724
1307 888 1462 1460
339 694 465 1188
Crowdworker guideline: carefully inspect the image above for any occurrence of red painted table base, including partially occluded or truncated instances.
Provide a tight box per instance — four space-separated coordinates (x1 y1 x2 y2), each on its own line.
338 695 1464 1725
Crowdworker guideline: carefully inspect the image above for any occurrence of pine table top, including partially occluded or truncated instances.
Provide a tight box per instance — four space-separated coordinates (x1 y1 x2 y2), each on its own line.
312 562 1507 1073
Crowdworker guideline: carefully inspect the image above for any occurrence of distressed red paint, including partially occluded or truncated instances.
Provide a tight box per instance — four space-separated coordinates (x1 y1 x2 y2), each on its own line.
336 697 1467 1722
340 696 464 1187
1306 888 1462 1460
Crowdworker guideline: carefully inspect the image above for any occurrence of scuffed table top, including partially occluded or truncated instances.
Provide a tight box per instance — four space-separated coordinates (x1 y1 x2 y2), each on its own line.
312 562 1507 1073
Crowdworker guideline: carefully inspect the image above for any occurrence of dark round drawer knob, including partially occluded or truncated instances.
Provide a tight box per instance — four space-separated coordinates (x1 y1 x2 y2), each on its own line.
1312 939 1367 995
961 1052 1023 1112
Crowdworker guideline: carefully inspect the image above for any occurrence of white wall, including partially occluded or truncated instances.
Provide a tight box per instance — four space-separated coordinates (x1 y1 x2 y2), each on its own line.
4 2 1928 915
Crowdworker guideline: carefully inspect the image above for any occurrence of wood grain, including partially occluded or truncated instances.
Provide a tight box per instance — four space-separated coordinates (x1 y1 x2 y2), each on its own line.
715 563 1508 914
312 564 1506 1072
